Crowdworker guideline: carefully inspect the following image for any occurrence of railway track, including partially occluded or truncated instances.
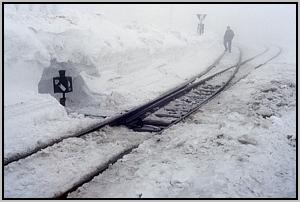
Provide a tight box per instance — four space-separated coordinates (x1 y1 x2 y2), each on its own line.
4 51 226 166
4 46 282 199
107 46 279 133
112 50 242 133
227 46 282 89
61 47 282 198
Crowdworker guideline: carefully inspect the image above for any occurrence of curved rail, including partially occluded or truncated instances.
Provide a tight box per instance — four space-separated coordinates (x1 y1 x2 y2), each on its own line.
4 51 226 166
4 46 282 199
123 49 242 132
4 47 277 166
162 49 243 131
56 46 283 198
227 46 282 89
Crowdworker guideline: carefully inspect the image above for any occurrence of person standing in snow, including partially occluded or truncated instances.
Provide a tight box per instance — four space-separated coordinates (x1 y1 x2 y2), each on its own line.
223 26 235 53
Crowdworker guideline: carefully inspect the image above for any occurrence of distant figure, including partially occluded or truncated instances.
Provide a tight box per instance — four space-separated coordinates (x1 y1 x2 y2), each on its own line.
223 26 235 53
200 23 205 35
197 23 201 35
197 23 205 35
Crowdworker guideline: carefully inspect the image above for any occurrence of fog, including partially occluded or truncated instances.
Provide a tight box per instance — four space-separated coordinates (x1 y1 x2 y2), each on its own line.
63 4 295 47
7 4 296 48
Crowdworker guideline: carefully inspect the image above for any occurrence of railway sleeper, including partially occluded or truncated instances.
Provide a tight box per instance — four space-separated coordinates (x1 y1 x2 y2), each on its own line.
191 90 204 95
192 90 209 97
185 96 200 101
188 91 204 97
164 107 190 113
200 84 213 89
181 96 195 106
194 89 213 94
167 102 183 107
197 91 214 96
198 92 213 97
177 98 193 104
160 108 178 114
171 100 188 106
155 108 174 114
132 124 162 132
193 97 208 102
181 102 196 108
169 111 184 116
195 88 215 93
142 117 176 126
154 113 181 119
193 97 207 102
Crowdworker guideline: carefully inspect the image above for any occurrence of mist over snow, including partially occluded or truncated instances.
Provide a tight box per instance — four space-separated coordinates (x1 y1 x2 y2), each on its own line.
4 3 296 148
3 4 296 198
62 4 296 46
3 3 296 133
6 4 296 43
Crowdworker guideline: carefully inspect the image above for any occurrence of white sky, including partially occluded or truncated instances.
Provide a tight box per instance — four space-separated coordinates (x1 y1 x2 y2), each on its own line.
64 4 296 46
6 4 296 47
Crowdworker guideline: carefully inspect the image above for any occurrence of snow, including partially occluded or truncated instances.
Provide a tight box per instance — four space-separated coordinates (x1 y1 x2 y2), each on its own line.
67 49 296 198
3 49 242 198
4 5 223 163
4 126 152 198
4 4 296 199
4 45 296 198
4 94 100 163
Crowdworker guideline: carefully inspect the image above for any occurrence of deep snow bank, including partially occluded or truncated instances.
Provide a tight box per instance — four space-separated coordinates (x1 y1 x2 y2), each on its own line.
4 5 223 161
4 5 220 108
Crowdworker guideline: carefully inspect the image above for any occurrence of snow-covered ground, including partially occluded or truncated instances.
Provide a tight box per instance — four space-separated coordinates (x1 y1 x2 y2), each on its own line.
4 49 241 198
4 126 152 198
4 4 296 199
4 45 295 198
68 48 296 198
4 5 223 163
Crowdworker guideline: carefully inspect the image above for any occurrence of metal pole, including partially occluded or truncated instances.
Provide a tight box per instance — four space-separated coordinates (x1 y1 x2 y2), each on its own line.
60 93 66 106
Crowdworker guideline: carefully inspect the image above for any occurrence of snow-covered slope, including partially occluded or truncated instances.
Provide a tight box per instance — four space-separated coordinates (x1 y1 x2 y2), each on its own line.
4 5 296 198
4 5 219 106
4 5 223 163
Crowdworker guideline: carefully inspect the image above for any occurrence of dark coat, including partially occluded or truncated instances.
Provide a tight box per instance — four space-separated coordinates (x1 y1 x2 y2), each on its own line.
224 29 234 41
